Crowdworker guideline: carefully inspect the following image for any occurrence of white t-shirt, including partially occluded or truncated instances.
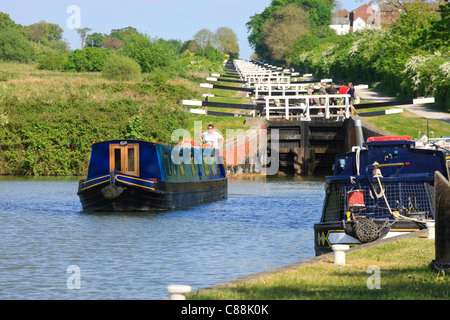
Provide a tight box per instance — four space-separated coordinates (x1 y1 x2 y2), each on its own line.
201 130 223 149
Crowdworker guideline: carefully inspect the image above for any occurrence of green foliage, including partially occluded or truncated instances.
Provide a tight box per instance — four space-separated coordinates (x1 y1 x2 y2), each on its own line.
0 28 35 62
76 27 92 49
101 53 141 81
64 47 110 72
110 26 138 40
0 68 202 175
120 33 177 73
288 1 449 109
46 40 70 53
417 2 449 51
177 55 223 78
181 40 201 54
262 5 312 62
36 46 67 71
160 38 183 55
145 67 172 85
25 22 63 44
125 115 145 140
0 12 23 30
215 27 240 59
37 52 67 71
289 34 319 61
246 0 334 61
195 46 224 63
86 32 106 48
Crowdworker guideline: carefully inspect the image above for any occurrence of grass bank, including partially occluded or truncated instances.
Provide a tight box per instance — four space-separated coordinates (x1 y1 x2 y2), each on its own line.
189 233 449 300
357 99 450 139
362 108 450 138
0 62 248 176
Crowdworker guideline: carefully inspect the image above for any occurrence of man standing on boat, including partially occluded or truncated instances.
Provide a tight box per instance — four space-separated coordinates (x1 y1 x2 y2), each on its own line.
200 124 224 164
200 124 223 150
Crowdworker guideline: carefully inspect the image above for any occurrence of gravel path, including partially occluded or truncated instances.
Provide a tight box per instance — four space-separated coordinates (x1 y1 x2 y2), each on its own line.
356 87 450 123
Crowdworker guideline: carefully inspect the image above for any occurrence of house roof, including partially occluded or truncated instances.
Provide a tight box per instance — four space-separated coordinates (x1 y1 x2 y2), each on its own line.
351 3 375 22
379 3 400 12
333 9 349 18
332 17 350 25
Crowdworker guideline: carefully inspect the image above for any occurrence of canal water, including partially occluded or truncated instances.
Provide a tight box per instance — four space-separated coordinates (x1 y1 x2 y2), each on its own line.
0 176 325 300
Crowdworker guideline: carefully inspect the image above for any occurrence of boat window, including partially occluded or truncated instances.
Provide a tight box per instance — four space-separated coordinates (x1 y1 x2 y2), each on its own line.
114 148 122 171
211 154 216 175
109 143 139 176
203 153 210 176
179 150 185 177
164 151 171 177
191 153 197 176
128 148 135 172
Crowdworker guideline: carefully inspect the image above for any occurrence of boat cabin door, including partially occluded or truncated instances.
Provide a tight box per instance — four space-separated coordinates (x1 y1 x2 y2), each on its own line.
109 142 140 176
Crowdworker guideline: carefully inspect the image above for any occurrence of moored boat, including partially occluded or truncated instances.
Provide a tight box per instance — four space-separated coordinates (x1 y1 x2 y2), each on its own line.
77 139 227 211
314 135 450 256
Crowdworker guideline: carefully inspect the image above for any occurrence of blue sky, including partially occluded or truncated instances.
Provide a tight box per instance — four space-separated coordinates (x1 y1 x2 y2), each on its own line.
2 0 363 59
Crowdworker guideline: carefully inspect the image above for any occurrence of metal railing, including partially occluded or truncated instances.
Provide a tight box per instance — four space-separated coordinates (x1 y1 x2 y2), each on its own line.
253 81 334 99
264 94 351 121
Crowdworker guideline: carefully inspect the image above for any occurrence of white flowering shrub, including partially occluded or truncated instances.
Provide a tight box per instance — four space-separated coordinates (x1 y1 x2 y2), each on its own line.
401 52 449 103
287 19 448 108
439 62 450 80
0 113 8 126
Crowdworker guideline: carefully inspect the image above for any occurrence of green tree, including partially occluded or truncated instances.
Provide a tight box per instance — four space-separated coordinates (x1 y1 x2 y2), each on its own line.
110 26 138 40
193 29 216 49
24 22 46 44
47 23 63 41
262 5 311 62
76 27 92 49
102 54 141 81
0 12 23 30
86 32 105 48
46 39 70 53
102 36 124 50
120 33 177 73
181 40 201 54
215 27 239 59
25 21 63 45
37 48 67 70
0 28 35 62
158 38 183 55
195 46 224 63
247 0 335 62
64 47 110 72
417 1 449 51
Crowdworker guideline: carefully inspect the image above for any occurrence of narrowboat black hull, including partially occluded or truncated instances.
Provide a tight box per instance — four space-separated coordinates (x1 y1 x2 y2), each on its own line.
314 218 427 256
78 178 228 212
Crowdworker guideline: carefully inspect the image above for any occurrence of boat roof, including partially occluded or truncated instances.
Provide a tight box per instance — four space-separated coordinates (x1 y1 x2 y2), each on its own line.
92 139 155 145
330 136 450 181
92 139 213 149
363 136 450 154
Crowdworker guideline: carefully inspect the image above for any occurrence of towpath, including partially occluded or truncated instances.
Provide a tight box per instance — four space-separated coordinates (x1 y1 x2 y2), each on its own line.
356 88 450 123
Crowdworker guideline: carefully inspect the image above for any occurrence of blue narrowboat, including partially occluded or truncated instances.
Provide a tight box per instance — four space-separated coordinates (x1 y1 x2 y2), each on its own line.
77 140 227 211
314 136 450 255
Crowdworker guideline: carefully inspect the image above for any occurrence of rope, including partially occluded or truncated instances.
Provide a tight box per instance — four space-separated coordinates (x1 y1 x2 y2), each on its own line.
370 168 394 215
